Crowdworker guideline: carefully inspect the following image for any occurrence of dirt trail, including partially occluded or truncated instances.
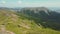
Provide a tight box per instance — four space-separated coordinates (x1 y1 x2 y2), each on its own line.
0 25 15 34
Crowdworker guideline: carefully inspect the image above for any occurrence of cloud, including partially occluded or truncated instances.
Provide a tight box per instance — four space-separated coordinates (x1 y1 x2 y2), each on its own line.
22 2 60 7
2 1 6 4
18 1 22 4
0 0 60 7
39 2 60 7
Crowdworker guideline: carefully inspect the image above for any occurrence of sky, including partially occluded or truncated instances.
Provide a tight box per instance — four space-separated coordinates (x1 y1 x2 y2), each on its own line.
0 0 60 8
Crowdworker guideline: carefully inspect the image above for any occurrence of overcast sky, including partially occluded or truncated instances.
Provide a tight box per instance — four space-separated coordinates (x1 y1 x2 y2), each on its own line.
0 0 60 7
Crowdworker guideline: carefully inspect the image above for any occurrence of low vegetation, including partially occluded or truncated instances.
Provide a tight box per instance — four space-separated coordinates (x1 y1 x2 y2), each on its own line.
0 7 60 34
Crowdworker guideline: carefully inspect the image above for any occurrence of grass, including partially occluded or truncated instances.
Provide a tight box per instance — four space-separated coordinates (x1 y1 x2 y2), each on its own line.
0 10 60 34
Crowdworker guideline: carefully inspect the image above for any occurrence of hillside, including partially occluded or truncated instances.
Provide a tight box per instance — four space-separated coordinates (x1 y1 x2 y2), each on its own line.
17 7 60 30
0 7 60 34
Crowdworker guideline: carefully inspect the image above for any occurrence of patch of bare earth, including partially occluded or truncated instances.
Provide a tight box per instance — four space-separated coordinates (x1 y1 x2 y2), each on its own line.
19 23 31 29
0 25 15 34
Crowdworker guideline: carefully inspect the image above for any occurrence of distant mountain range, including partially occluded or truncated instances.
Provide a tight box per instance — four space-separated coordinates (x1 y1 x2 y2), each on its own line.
0 7 60 12
48 7 60 12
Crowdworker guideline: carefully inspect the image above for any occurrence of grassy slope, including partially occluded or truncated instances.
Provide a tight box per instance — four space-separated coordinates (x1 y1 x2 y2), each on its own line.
0 9 60 34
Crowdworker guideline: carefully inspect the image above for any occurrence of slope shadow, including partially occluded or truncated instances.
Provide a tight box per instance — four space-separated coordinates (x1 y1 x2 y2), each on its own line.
34 11 60 31
17 9 60 31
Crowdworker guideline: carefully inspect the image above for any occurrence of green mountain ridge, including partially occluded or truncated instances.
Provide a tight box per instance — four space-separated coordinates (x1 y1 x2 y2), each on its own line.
0 8 60 34
17 7 60 31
